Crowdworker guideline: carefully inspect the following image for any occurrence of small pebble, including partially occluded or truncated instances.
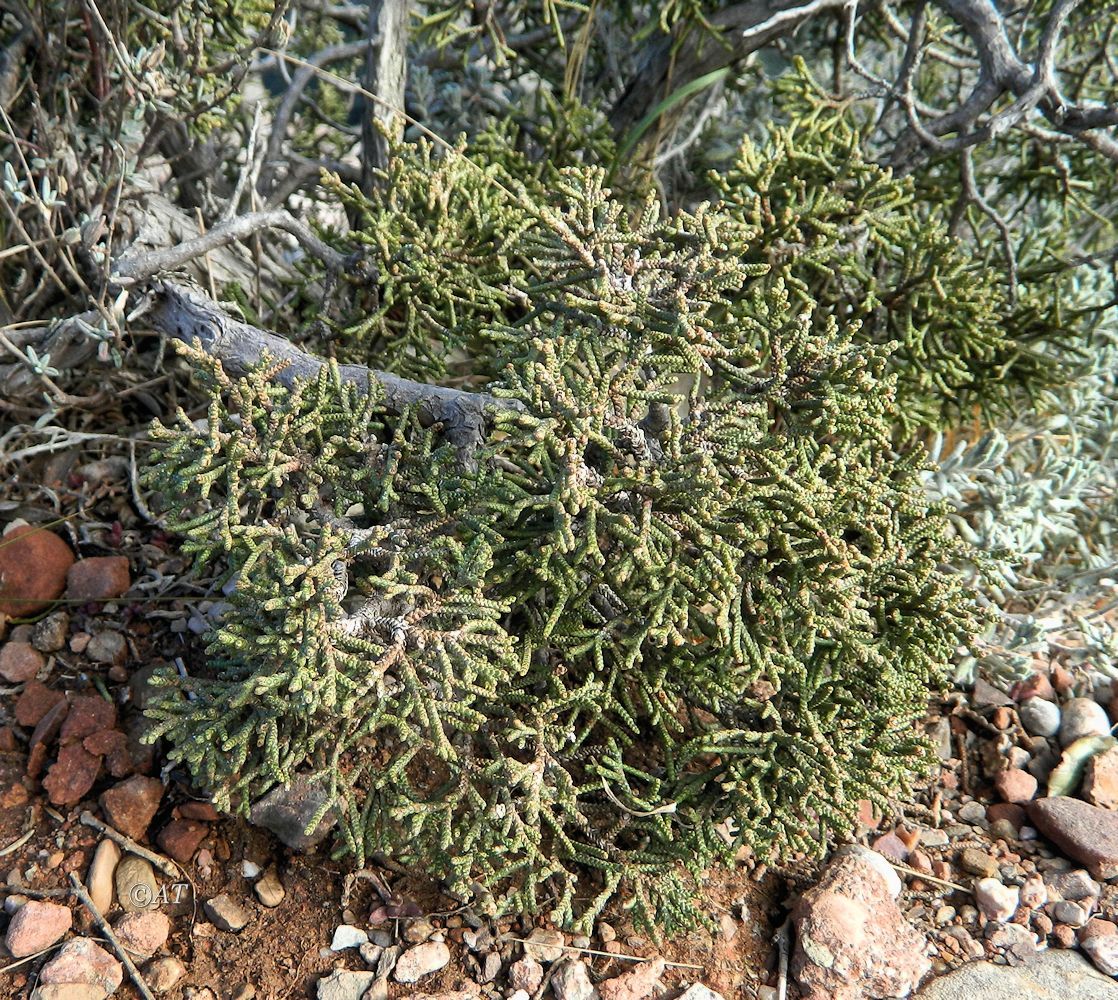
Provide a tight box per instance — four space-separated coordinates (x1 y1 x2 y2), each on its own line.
145 955 186 992
241 859 261 879
115 856 159 913
1052 900 1090 927
254 870 285 908
523 927 566 963
958 801 987 824
403 917 434 944
994 769 1038 804
359 942 383 966
204 893 252 932
959 848 999 878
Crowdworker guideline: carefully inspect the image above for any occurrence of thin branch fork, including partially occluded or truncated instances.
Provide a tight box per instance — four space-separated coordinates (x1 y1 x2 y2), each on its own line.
111 208 346 283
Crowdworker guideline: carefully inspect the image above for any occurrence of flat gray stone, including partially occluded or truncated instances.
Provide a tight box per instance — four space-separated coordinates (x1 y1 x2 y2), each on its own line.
316 970 376 1000
916 950 1118 999
250 775 337 850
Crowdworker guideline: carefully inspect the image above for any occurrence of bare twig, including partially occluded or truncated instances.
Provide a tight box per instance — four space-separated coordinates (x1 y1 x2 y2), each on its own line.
609 0 849 138
111 209 345 284
259 40 371 195
79 810 180 878
957 147 1019 301
221 103 266 224
506 938 703 970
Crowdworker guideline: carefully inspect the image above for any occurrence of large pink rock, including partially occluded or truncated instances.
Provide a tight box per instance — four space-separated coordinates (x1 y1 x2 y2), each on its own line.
1029 797 1118 878
599 957 665 1000
792 854 930 1000
4 900 72 957
39 937 123 993
113 910 171 957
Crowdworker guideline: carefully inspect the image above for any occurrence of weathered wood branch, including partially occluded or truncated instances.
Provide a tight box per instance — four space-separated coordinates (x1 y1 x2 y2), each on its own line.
888 0 1118 164
360 0 409 190
146 281 524 465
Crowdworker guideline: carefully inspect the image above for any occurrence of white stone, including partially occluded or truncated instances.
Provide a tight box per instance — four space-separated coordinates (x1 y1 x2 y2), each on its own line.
551 960 599 1000
1019 697 1061 737
316 970 376 1000
1060 698 1112 747
241 859 261 879
973 878 1019 923
393 941 450 983
331 924 369 950
1083 935 1118 977
677 987 728 1000
523 927 566 963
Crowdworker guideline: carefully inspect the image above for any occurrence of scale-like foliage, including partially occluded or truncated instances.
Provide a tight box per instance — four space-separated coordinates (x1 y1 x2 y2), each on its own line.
146 143 980 930
712 65 1078 433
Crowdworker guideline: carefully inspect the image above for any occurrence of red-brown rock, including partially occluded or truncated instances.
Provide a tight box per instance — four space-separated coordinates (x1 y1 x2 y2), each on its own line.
0 525 74 617
1011 672 1056 702
871 831 909 862
179 800 220 821
43 741 102 805
100 775 164 841
1080 918 1118 943
995 768 1038 804
157 818 208 863
84 728 128 757
987 802 1027 830
0 641 45 683
1052 665 1075 694
856 798 881 831
15 682 65 727
792 854 930 1000
1083 747 1118 810
1029 797 1118 879
59 694 117 741
65 556 131 603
